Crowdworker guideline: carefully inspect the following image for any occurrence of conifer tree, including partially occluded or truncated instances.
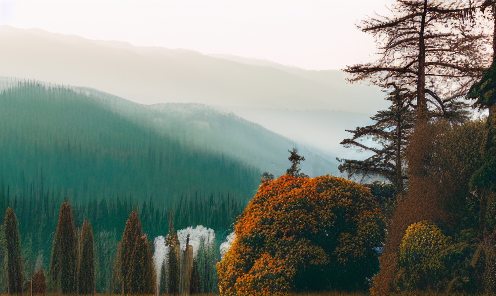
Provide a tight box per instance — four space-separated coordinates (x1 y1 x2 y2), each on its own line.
286 148 308 178
49 200 77 294
345 0 487 121
166 211 180 295
338 85 415 194
127 234 155 294
4 207 22 294
31 269 46 295
78 220 95 295
115 210 148 294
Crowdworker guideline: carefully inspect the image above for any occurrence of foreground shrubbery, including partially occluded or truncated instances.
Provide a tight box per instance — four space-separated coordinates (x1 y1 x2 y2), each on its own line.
217 174 385 295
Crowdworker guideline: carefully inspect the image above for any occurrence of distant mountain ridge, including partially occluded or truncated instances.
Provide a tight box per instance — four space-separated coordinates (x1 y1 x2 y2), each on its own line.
0 26 388 164
0 26 385 113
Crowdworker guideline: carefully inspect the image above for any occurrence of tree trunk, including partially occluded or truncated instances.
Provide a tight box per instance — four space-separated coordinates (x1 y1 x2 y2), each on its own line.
417 0 428 121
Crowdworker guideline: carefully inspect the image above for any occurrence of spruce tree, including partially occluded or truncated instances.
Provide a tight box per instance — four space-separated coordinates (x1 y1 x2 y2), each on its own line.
4 207 22 294
338 85 414 194
286 148 308 178
166 211 180 295
50 200 77 294
31 269 46 295
127 234 155 294
116 210 147 294
78 220 95 295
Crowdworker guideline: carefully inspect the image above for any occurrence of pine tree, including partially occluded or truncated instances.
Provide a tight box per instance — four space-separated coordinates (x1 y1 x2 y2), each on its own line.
166 211 180 295
49 200 77 294
4 207 22 294
286 148 308 178
31 269 46 295
78 220 95 295
344 0 487 121
338 85 415 194
127 234 155 294
115 210 153 294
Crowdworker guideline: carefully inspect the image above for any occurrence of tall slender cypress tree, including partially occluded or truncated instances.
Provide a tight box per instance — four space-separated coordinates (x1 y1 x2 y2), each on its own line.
166 211 180 295
78 220 95 295
4 207 22 294
116 210 143 294
50 200 77 294
127 234 155 294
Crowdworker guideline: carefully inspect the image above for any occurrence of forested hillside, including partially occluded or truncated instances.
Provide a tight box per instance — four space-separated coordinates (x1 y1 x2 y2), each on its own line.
0 81 261 205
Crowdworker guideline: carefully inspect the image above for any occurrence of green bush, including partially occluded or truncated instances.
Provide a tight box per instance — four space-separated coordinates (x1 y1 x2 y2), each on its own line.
398 221 450 291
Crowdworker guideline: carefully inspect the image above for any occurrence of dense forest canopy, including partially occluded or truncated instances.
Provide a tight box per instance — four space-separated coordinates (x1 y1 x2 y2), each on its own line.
0 81 260 206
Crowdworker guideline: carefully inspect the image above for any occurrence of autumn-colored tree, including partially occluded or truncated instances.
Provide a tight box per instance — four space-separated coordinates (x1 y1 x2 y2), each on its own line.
372 120 487 294
78 220 95 295
4 207 22 294
49 200 77 294
31 269 46 295
347 2 489 294
217 175 384 295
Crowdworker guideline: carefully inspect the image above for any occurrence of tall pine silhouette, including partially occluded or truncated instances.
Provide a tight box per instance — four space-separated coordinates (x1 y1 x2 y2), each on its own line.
50 200 77 294
5 207 22 294
114 210 154 294
78 220 95 295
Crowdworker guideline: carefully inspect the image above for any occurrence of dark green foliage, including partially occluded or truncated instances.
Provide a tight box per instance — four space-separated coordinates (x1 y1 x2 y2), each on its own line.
365 181 398 225
261 172 274 182
4 207 22 294
127 234 155 294
468 62 496 109
50 201 77 294
339 86 414 194
287 148 308 178
0 180 243 293
78 220 95 295
94 230 117 294
0 82 259 207
0 225 6 293
167 231 180 295
196 237 219 293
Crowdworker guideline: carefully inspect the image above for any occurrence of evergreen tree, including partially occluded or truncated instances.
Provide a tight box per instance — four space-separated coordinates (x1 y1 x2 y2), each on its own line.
286 148 308 178
166 211 180 295
78 220 95 295
49 200 77 294
127 234 155 294
344 0 487 121
115 210 152 294
4 207 22 294
31 269 46 295
338 85 415 194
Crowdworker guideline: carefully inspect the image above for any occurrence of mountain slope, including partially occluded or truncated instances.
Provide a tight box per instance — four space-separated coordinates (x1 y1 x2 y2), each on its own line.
70 85 339 177
0 26 385 113
0 82 261 204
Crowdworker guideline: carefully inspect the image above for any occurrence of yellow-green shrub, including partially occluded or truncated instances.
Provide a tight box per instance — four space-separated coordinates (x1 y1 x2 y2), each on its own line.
398 221 450 291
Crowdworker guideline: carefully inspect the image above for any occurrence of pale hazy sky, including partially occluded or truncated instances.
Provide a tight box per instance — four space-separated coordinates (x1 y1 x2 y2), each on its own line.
0 0 395 70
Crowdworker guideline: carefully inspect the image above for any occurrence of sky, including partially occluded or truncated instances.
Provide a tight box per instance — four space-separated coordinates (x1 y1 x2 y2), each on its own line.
0 0 395 70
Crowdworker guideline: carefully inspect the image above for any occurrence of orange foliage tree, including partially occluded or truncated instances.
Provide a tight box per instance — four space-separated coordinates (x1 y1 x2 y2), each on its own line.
217 175 384 295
